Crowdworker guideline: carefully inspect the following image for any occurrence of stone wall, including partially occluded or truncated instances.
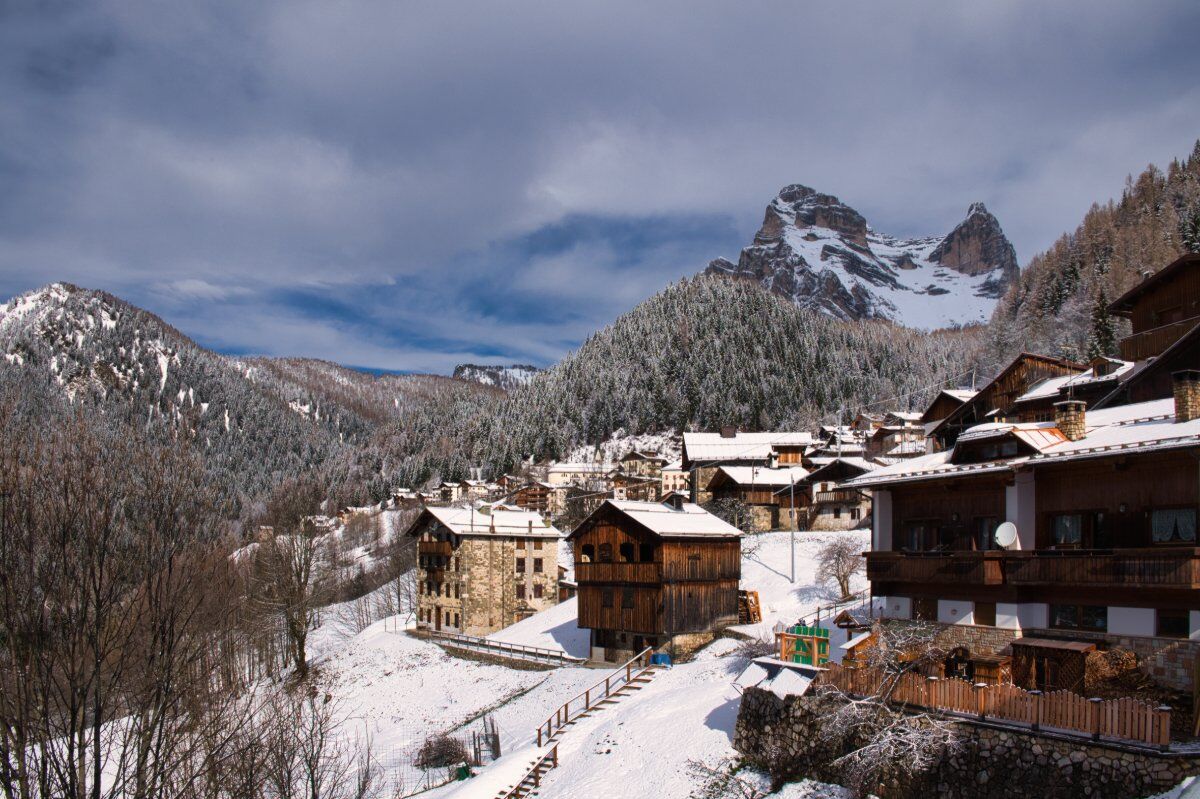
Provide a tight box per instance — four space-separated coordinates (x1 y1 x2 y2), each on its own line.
734 687 1200 799
1022 627 1200 693
934 622 1019 655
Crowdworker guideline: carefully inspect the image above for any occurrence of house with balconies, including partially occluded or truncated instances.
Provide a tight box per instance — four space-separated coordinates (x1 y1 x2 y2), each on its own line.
406 505 562 636
847 372 1200 693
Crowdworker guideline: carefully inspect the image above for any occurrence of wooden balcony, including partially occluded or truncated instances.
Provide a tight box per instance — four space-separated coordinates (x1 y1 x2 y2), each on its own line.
1119 317 1200 361
1005 548 1200 589
815 489 860 504
574 561 662 584
419 540 453 557
866 551 1006 586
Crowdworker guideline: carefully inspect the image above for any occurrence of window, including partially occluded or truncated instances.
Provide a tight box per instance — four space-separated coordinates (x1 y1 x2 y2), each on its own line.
601 587 614 608
454 583 461 599
598 543 614 562
534 584 543 599
581 544 595 562
517 584 526 600
1152 509 1197 543
619 542 636 562
833 507 842 519
1050 604 1107 632
901 521 935 552
639 543 655 562
533 558 543 573
534 539 543 551
621 587 635 609
973 517 998 551
850 508 860 520
445 611 451 627
454 556 460 571
1157 609 1190 639
1051 514 1083 547
974 601 996 627
453 613 460 628
912 597 937 621
516 557 526 574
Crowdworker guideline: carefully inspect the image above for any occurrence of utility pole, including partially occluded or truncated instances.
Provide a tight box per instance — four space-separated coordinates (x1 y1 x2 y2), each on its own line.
789 473 796 583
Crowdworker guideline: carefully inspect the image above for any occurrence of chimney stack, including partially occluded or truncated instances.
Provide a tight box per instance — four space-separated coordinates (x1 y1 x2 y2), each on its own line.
1173 370 1200 422
1055 399 1087 441
720 426 737 438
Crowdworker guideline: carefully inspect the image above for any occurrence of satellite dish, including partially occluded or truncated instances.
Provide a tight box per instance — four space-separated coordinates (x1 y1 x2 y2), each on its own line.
994 522 1018 549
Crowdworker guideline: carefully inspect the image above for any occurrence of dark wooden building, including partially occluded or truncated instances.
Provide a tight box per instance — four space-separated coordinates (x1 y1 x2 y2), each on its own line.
569 498 743 662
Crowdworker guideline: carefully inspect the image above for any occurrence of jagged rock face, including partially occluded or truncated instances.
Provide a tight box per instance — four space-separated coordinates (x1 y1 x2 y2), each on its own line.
707 186 1020 328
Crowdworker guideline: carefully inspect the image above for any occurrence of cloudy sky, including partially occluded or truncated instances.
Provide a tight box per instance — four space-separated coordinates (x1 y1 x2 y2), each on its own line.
2 2 1199 372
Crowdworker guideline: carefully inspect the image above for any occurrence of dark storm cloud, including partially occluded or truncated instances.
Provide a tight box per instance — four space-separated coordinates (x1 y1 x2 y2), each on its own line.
1 1 1199 371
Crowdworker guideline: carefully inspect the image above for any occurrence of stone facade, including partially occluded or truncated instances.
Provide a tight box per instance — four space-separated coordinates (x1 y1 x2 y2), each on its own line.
734 687 1200 799
418 535 559 637
1022 627 1200 693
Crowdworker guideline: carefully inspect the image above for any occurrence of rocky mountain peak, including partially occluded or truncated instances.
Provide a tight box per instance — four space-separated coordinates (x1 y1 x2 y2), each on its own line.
705 186 1020 328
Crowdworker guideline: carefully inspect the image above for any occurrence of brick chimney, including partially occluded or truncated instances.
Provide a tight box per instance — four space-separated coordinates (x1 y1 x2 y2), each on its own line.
1173 370 1200 422
1054 399 1087 441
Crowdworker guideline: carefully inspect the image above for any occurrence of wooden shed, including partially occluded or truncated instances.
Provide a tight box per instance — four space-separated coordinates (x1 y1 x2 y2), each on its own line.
569 498 742 662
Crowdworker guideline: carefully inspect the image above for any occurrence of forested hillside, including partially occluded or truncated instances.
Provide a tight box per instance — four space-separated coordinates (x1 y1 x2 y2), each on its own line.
986 140 1200 370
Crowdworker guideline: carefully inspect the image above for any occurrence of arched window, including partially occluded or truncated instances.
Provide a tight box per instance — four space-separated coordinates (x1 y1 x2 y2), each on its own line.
598 543 613 563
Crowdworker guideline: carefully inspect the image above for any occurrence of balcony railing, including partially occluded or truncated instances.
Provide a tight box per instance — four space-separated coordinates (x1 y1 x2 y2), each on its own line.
574 561 662 584
1119 316 1200 361
867 551 1006 585
815 489 860 504
419 540 453 557
867 548 1200 590
1005 548 1200 589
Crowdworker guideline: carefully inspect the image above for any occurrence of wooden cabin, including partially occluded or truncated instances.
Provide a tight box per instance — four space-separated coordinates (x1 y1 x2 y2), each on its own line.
569 498 742 662
920 389 976 427
512 481 563 516
706 465 809 531
681 429 813 503
406 506 562 636
618 450 668 478
780 458 873 531
612 472 661 502
1108 253 1200 363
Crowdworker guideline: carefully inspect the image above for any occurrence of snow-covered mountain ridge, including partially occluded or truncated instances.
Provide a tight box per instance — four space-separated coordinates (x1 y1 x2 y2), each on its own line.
706 185 1019 329
452 362 539 390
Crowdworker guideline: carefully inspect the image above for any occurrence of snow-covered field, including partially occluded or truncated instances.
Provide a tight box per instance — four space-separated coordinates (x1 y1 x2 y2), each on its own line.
305 529 870 798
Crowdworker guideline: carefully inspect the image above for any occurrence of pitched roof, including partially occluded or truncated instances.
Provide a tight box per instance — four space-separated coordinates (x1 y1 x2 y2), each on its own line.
682 431 814 464
407 505 563 539
1108 253 1200 316
847 397 1200 488
1014 361 1133 404
710 465 809 488
570 499 742 539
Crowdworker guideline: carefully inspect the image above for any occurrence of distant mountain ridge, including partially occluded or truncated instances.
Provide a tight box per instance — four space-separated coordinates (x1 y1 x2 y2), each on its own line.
706 184 1019 328
453 363 539 390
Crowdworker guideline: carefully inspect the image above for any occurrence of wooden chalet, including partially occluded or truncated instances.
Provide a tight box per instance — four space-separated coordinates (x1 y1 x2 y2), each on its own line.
406 506 562 636
929 353 1086 450
920 388 976 428
1108 253 1200 363
612 471 661 502
777 457 874 531
681 429 813 503
569 498 742 662
512 481 564 517
618 450 668 478
850 372 1200 693
706 465 809 531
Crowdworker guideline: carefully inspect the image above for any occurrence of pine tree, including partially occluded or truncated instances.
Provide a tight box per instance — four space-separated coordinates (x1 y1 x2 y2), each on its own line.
1181 206 1200 254
1085 287 1117 360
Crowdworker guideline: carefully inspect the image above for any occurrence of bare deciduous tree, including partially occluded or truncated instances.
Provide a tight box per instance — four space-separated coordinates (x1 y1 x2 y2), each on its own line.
816 537 863 601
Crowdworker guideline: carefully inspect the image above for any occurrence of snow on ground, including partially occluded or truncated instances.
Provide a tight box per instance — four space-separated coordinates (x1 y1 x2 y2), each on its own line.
486 596 590 659
564 429 681 464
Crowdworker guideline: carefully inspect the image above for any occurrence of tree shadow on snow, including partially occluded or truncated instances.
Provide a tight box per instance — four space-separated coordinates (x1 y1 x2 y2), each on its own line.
703 697 741 742
544 618 590 660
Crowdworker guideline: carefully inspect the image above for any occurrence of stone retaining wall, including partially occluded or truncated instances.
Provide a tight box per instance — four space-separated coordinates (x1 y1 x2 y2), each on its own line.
734 687 1200 799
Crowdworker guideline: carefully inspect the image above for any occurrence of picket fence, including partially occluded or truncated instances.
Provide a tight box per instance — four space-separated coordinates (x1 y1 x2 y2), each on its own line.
820 663 1171 749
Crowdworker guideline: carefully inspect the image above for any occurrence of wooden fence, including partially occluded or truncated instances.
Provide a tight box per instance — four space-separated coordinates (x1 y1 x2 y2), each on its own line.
820 663 1172 749
418 629 586 666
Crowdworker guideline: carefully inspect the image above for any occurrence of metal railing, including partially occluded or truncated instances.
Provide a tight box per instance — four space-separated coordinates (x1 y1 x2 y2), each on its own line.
418 629 586 666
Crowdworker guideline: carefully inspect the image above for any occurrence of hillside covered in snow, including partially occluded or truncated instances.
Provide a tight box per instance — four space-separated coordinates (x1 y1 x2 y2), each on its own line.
707 185 1019 329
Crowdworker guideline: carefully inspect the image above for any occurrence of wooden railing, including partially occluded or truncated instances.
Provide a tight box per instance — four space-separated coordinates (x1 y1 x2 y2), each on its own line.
418 540 453 557
497 744 559 799
866 551 1005 586
1120 316 1200 361
1005 548 1200 589
573 561 662 584
536 647 653 747
815 490 860 504
419 629 586 666
820 664 1171 749
868 548 1200 590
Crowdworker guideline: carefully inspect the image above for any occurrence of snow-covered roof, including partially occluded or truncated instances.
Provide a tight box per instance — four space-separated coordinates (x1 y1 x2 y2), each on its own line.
885 411 922 423
412 505 563 539
548 462 612 474
942 388 977 402
1015 361 1133 404
711 465 809 488
661 460 684 471
847 398 1200 488
577 499 743 539
682 431 814 464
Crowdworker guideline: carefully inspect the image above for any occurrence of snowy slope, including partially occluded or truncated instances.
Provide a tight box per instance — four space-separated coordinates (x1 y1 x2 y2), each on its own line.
707 185 1019 329
452 363 539 390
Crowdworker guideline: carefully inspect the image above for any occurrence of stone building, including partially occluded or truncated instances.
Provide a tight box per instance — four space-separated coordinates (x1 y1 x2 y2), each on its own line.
406 505 562 636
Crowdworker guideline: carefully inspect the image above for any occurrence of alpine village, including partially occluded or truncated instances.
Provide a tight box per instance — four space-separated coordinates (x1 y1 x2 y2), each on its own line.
7 8 1200 798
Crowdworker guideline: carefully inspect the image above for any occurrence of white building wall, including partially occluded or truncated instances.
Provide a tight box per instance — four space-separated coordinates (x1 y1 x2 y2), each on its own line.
872 489 892 551
1191 611 1200 640
938 599 973 625
1004 470 1037 549
1017 602 1049 630
879 595 911 620
996 602 1021 630
1108 607 1156 637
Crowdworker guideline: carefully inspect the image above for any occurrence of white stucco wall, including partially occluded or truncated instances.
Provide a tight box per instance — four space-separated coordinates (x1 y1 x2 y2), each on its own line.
996 602 1021 630
879 595 911 620
1017 602 1049 629
1191 610 1200 640
1004 470 1037 549
938 599 974 625
1108 606 1156 637
872 489 892 551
